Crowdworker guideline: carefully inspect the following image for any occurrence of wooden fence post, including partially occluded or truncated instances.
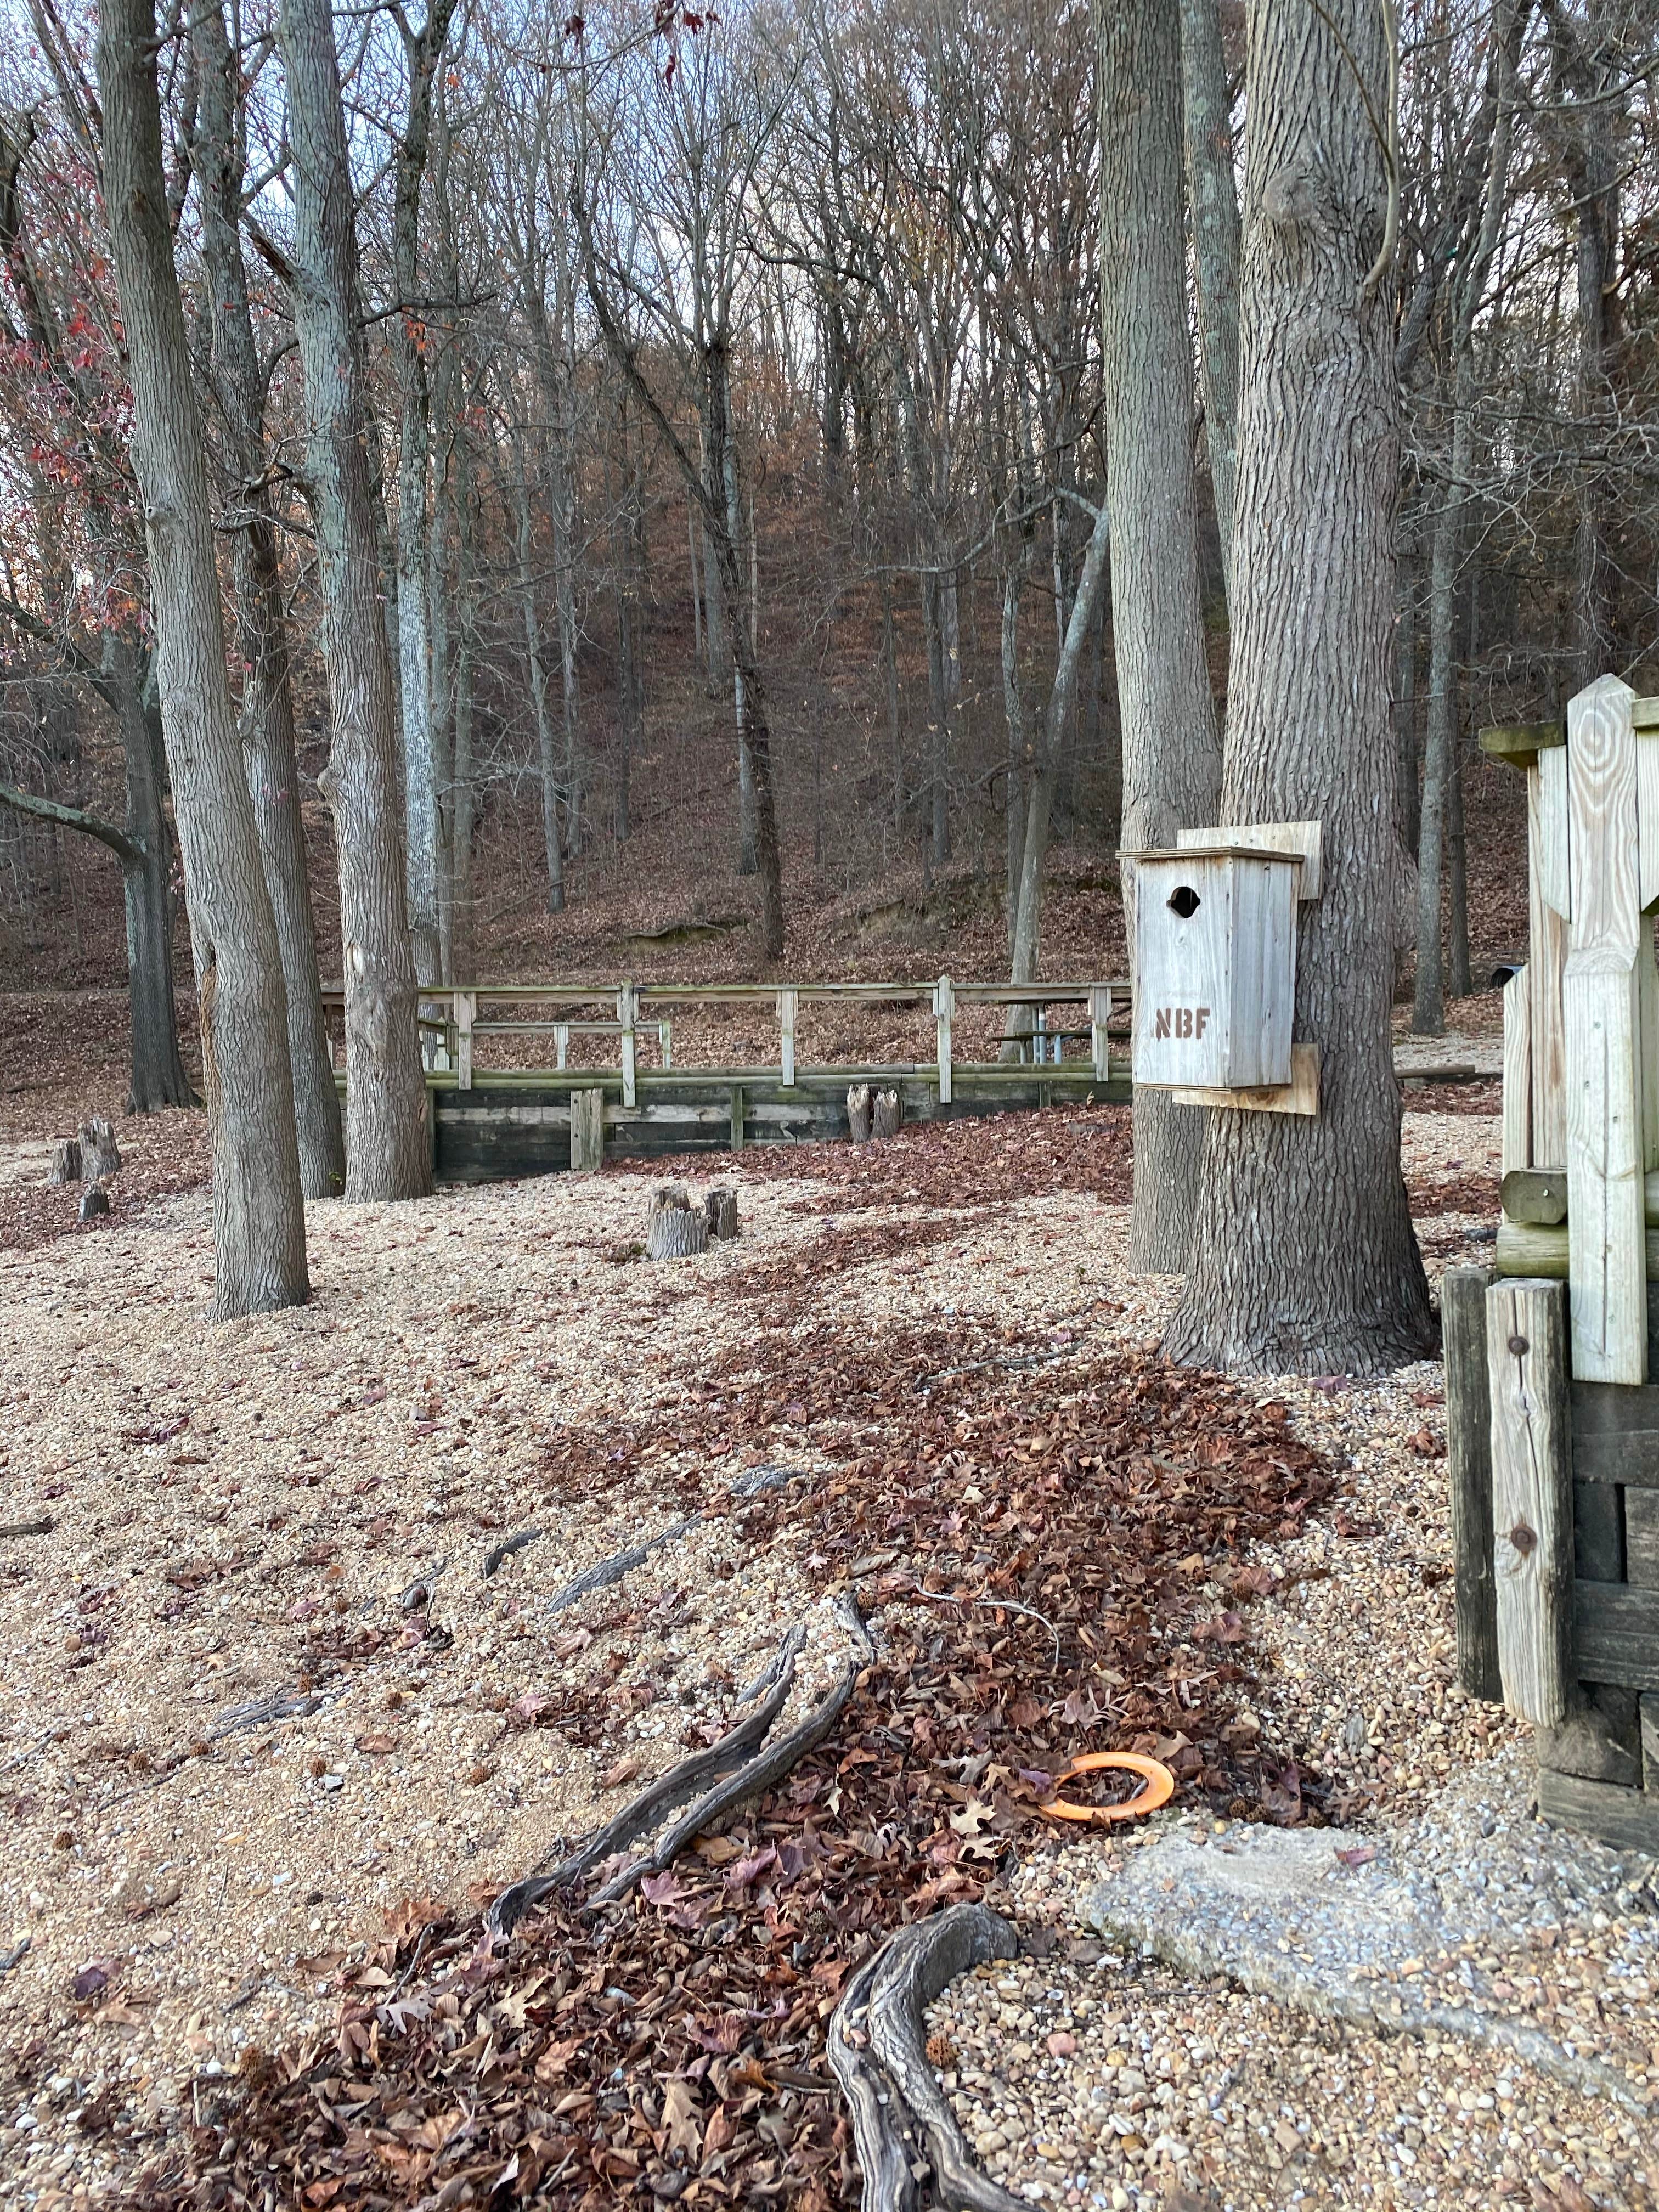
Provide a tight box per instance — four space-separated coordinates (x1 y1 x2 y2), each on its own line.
778 988 798 1088
555 1023 569 1070
1486 1277 1575 1726
1090 987 1112 1086
1442 1266 1502 1701
1564 674 1645 1382
729 1084 745 1152
934 974 953 1105
618 981 637 1108
571 1088 603 1173
1528 749 1570 1166
456 991 475 1091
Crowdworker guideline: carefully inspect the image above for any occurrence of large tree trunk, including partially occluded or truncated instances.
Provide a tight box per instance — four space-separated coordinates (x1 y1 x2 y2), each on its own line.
1413 407 1470 1036
96 0 309 1312
1097 0 1224 1272
511 444 566 913
392 2 457 989
1165 0 1435 1375
280 0 431 1202
192 0 343 1196
1177 0 1242 601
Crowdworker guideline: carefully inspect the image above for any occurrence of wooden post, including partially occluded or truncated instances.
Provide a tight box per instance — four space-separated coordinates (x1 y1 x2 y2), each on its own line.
1090 987 1111 1086
618 980 637 1108
778 988 797 1088
729 1084 745 1152
555 1023 569 1070
570 1087 603 1173
934 974 953 1105
1442 1266 1502 1701
456 991 475 1091
658 1019 673 1070
1564 675 1645 1383
1527 755 1569 1166
1502 968 1531 1175
1486 1277 1574 1726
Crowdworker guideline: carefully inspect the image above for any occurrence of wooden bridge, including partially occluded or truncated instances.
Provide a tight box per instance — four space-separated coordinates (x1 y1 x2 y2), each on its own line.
323 977 1132 1183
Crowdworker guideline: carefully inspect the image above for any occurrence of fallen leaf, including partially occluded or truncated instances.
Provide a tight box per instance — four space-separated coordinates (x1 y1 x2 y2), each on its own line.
600 1755 641 1790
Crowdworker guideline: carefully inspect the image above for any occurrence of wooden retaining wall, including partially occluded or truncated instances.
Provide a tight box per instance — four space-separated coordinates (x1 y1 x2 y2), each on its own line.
428 1063 1129 1184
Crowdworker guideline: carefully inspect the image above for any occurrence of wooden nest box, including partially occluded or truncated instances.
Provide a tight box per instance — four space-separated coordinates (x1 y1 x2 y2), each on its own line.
1124 823 1321 1114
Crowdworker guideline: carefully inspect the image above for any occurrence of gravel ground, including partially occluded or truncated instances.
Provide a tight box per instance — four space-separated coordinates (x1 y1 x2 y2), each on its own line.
2 1099 1650 2210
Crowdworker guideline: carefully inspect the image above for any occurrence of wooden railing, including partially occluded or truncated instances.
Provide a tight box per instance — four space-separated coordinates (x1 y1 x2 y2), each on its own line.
320 977 1128 1104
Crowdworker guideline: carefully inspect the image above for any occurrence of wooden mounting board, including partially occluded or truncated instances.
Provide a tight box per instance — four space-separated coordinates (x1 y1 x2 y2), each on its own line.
1169 1041 1320 1116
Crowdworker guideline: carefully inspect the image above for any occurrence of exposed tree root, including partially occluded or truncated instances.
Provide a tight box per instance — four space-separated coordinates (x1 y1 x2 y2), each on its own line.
828 1904 1026 2212
487 1623 811 1939
543 1512 702 1617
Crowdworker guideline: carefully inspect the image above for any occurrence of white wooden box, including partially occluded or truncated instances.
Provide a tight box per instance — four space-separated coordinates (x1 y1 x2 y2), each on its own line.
1128 845 1301 1090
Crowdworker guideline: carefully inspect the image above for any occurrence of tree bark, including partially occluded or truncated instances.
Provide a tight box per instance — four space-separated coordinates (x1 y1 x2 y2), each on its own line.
280 0 431 1201
510 439 566 913
1177 0 1242 601
1413 411 1470 1036
1164 0 1435 1375
192 0 343 1195
1096 0 1224 1272
96 0 309 1312
114 652 195 1113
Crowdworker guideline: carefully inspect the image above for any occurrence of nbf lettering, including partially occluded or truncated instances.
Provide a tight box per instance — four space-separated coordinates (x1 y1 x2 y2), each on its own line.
1154 1006 1211 1040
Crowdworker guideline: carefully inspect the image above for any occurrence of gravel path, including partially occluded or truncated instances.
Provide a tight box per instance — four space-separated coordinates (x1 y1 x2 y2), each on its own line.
1 1101 1651 2211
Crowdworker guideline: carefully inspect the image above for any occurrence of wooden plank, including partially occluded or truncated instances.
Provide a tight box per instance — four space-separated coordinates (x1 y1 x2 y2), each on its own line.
1626 1489 1659 1587
1574 1480 1624 1583
1637 696 1659 732
1536 1766 1659 1855
729 1085 745 1153
618 982 637 1108
456 991 476 1091
569 1088 603 1174
1442 1267 1502 1701
1175 817 1322 898
1500 1167 1567 1224
1565 674 1646 1383
1640 731 1659 912
1486 1278 1575 1726
1568 1381 1659 1488
1535 746 1571 922
1573 1579 1659 1692
1502 967 1531 1174
1644 1692 1659 1786
1527 766 1569 1164
1170 1042 1318 1118
934 975 953 1105
778 988 798 1089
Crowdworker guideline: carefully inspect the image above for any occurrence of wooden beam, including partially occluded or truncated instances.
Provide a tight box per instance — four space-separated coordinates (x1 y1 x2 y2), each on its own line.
729 1084 745 1153
1569 1382 1659 1487
1624 1489 1659 1587
1169 1041 1319 1118
1089 987 1111 1085
1495 1216 1659 1279
1502 968 1531 1174
1175 817 1322 898
1442 1267 1502 1702
618 982 637 1108
456 991 476 1091
1536 1767 1659 1855
1499 1167 1567 1224
1527 764 1569 1164
778 989 798 1089
1486 1278 1574 1727
1479 720 1567 770
1564 675 1646 1383
1573 1579 1659 1693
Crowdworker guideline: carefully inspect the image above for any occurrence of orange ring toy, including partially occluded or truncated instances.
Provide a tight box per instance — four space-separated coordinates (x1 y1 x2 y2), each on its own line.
1037 1751 1175 1824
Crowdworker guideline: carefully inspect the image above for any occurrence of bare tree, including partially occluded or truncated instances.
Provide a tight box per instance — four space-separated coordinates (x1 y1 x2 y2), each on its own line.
279 0 431 1199
1166 0 1436 1374
95 0 309 1312
1097 0 1223 1272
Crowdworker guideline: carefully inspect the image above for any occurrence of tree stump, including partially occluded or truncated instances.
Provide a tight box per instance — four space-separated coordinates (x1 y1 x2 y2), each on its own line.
847 1083 873 1144
872 1087 902 1139
704 1186 740 1241
646 1184 708 1260
570 1088 603 1173
79 1116 122 1181
79 1186 110 1222
49 1138 83 1186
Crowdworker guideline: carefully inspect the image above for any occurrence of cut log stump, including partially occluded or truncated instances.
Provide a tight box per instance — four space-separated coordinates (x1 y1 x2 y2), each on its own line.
847 1083 873 1144
78 1186 109 1222
872 1087 902 1140
49 1138 82 1186
79 1116 122 1182
704 1186 740 1240
570 1088 603 1174
646 1184 708 1260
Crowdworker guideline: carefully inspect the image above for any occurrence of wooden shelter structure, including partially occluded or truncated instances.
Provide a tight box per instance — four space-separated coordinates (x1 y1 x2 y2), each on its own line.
1447 675 1659 1853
